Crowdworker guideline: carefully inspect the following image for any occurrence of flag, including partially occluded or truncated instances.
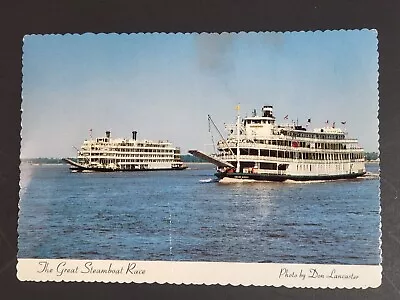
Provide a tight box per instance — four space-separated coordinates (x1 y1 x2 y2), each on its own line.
284 115 289 120
341 121 346 125
292 141 299 147
235 104 240 111
325 120 329 124
307 118 311 123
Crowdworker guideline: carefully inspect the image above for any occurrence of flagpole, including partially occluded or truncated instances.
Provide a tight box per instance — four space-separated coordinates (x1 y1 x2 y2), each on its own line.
342 122 347 134
235 104 240 173
306 118 311 130
89 128 93 164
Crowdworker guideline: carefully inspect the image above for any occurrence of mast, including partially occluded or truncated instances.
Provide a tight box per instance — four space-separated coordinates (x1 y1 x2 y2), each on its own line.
207 115 235 156
236 104 240 173
89 129 92 165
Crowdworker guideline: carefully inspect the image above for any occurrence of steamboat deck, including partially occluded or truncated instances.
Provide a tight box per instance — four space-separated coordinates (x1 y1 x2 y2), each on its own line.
64 130 187 172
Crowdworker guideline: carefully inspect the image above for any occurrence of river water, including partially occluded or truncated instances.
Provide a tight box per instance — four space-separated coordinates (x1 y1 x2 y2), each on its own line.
18 163 381 265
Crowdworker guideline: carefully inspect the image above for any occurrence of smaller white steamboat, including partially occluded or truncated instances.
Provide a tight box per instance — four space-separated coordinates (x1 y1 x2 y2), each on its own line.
64 130 187 172
189 105 366 182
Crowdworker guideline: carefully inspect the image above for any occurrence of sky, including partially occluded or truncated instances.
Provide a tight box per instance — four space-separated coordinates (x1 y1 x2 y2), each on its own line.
21 30 379 158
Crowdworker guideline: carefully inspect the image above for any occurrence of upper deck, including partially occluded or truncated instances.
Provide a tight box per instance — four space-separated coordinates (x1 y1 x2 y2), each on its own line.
225 105 356 141
82 130 175 149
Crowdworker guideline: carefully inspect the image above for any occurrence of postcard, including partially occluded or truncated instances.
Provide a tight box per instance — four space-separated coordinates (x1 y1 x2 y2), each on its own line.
18 31 381 288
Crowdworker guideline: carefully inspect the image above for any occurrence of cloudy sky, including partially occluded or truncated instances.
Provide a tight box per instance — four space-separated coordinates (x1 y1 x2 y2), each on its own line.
21 30 378 158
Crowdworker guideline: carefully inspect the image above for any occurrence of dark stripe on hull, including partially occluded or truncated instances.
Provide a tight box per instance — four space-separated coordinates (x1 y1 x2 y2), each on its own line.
71 167 188 172
215 172 366 181
71 167 115 172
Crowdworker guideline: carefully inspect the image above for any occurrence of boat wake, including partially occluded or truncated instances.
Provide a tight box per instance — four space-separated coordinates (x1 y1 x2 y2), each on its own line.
362 172 380 180
199 178 219 183
219 177 260 183
215 172 380 184
19 162 35 198
219 177 332 184
284 179 329 184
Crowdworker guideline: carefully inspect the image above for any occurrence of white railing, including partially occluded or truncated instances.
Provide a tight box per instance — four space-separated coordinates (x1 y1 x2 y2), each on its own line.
213 154 364 164
216 142 364 153
217 139 364 151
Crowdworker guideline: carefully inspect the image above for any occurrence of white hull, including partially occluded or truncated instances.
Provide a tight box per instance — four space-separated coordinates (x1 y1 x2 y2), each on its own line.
218 155 366 178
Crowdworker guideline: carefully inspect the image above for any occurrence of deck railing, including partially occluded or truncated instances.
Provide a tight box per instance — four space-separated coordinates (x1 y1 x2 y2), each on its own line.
218 141 364 151
213 154 364 164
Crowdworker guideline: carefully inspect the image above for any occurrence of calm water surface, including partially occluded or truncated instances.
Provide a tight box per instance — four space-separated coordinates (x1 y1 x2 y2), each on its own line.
18 163 381 264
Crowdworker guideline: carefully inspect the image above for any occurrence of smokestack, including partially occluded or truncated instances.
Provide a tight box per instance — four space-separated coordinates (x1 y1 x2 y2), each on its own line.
262 105 274 118
106 131 110 138
132 131 137 140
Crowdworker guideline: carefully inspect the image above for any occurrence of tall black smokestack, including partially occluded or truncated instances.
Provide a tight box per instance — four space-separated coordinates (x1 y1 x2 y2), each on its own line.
132 131 137 140
106 131 110 138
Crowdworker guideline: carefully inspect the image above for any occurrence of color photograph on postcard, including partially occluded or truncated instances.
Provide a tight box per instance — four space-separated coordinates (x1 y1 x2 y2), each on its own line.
18 30 381 287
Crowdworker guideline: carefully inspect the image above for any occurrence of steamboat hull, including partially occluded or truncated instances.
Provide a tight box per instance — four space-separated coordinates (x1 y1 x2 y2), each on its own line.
64 158 187 172
70 167 188 172
215 171 366 182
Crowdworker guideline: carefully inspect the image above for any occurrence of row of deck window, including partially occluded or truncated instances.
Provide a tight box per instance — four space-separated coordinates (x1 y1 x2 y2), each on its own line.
284 131 345 140
228 161 361 172
245 120 273 125
85 148 175 153
225 139 358 150
91 141 170 148
83 153 174 158
257 139 354 150
223 149 364 160
88 158 175 163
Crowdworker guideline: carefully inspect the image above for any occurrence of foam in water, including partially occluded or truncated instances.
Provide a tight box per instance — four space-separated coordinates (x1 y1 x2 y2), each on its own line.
199 178 217 183
217 173 380 184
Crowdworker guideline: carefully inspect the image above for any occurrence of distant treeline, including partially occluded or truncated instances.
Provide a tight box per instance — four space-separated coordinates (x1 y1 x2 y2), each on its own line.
364 152 379 161
21 158 66 164
21 156 205 164
21 152 379 164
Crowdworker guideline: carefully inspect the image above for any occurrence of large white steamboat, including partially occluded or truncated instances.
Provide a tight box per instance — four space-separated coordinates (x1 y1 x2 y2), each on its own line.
64 130 187 172
190 105 366 182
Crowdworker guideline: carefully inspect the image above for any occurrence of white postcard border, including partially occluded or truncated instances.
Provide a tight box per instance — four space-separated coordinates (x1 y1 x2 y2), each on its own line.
17 258 381 288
